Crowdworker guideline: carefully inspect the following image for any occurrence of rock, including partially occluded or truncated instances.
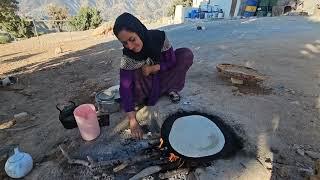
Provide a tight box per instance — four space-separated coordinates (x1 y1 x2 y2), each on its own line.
90 92 96 98
298 168 313 177
55 46 63 55
306 151 320 160
278 166 289 178
92 22 114 36
231 77 244 85
297 148 305 156
187 171 197 180
0 119 16 129
11 105 16 110
14 112 29 121
270 147 279 154
265 158 272 163
290 101 300 105
231 86 239 92
93 175 100 180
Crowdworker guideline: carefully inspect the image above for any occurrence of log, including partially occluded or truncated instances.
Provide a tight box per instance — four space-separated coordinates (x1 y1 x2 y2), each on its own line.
113 153 160 172
59 145 91 168
129 166 162 180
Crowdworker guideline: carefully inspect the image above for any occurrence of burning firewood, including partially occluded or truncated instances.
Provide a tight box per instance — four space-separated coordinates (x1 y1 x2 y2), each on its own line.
113 153 161 172
169 153 180 162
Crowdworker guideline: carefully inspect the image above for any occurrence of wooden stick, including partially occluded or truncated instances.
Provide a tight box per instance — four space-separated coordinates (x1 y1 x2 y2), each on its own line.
113 153 160 172
2 124 39 132
59 145 91 168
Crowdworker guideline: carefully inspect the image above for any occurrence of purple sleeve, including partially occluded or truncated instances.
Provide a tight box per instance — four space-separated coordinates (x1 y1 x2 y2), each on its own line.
160 47 176 72
120 69 135 112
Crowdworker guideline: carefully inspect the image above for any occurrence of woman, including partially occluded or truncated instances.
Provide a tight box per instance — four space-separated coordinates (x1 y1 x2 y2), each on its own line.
113 13 193 139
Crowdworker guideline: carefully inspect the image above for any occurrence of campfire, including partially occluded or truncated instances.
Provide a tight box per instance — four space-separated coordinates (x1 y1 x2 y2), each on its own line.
59 111 243 179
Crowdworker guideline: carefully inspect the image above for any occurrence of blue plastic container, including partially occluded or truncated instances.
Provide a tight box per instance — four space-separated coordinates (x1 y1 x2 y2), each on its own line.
243 0 258 17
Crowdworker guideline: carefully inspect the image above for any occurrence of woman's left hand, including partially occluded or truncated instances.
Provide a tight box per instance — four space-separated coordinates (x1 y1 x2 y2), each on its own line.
142 65 160 76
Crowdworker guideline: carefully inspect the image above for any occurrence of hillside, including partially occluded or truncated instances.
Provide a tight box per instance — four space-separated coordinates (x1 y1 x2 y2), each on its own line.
18 0 173 20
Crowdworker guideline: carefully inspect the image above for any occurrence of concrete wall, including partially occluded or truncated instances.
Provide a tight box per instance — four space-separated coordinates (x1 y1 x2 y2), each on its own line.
174 5 186 24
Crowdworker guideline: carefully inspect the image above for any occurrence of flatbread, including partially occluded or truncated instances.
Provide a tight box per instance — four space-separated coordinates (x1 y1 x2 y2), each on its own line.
168 115 225 158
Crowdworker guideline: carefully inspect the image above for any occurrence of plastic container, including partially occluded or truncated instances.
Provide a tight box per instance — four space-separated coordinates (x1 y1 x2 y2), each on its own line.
74 104 100 141
243 0 258 17
5 147 33 178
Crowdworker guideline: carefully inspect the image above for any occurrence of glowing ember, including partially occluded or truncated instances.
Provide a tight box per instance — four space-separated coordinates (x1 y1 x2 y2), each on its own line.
169 153 180 162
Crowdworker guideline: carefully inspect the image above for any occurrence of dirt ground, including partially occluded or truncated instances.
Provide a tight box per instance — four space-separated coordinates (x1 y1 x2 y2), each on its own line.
0 16 320 180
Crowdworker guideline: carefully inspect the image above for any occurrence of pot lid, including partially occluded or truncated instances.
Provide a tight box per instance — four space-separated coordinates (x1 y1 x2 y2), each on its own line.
106 85 120 99
168 115 225 158
8 148 24 163
96 90 114 101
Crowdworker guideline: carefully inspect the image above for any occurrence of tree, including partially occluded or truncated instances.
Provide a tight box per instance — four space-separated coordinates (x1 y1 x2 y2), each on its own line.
47 4 69 32
167 0 193 17
69 7 103 31
0 0 34 39
0 0 19 23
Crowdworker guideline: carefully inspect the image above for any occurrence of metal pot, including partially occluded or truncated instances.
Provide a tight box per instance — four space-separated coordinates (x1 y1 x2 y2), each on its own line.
95 89 120 113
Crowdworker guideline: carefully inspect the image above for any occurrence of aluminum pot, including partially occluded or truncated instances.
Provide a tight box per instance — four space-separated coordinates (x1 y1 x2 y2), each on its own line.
95 89 120 113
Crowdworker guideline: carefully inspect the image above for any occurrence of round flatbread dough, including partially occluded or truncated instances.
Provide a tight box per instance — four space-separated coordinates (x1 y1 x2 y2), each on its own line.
168 115 225 158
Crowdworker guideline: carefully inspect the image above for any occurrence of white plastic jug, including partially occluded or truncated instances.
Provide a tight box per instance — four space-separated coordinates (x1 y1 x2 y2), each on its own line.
74 104 100 141
5 147 33 178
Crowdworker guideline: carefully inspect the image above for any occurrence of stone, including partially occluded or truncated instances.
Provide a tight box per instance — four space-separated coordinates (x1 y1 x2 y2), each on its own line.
231 78 244 85
290 101 300 105
297 148 305 156
298 168 313 177
265 158 272 163
11 105 16 110
14 112 29 121
55 46 63 55
92 22 114 36
306 151 320 160
278 167 289 178
90 92 96 98
231 86 239 92
0 119 16 129
93 175 100 180
270 147 279 154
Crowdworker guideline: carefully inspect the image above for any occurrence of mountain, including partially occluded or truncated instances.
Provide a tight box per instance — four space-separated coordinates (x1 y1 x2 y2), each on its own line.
18 0 173 21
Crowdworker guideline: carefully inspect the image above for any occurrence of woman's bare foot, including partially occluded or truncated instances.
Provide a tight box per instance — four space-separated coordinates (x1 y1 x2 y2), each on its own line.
129 118 143 139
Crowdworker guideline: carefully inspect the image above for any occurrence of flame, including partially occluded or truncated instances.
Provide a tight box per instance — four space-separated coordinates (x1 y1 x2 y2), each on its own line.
169 153 180 162
159 138 164 148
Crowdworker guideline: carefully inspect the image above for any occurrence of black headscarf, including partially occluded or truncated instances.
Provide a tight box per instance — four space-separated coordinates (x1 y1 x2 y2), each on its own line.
113 12 165 62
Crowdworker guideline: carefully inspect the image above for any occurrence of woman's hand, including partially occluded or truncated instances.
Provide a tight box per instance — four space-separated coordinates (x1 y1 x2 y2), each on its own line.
142 65 160 76
127 112 143 139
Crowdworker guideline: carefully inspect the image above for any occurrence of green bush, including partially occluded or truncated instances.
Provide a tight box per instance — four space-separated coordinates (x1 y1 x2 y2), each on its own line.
0 11 34 38
0 33 13 44
69 7 103 31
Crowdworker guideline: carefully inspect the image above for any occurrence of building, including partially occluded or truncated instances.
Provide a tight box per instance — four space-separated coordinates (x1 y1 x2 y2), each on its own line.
193 0 242 18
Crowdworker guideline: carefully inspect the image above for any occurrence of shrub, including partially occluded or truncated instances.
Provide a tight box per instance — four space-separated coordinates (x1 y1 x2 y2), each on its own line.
69 7 103 31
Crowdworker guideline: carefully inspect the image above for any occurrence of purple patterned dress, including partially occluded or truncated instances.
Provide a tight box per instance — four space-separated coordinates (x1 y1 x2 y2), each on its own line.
120 43 193 112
